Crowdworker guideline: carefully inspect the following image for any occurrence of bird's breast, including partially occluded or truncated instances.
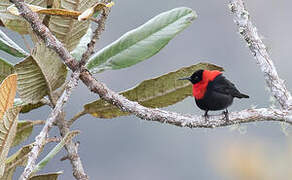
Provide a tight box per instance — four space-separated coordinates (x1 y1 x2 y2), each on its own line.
193 82 208 100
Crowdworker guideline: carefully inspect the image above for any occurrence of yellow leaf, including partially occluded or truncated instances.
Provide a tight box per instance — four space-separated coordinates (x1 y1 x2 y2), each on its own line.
93 2 114 11
36 8 81 18
0 74 17 120
105 2 115 8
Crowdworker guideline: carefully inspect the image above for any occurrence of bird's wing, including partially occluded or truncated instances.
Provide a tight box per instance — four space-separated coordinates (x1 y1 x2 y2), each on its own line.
210 75 243 97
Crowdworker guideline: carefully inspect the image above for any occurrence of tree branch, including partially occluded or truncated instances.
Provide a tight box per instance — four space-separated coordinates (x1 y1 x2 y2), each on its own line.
12 0 292 131
229 0 292 109
12 0 292 178
19 71 80 180
79 71 292 127
79 7 110 66
56 113 88 180
11 0 112 179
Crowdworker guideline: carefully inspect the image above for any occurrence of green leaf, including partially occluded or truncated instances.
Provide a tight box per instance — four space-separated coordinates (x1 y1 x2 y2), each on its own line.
1 144 33 180
14 98 45 113
12 120 44 147
48 0 97 51
0 30 28 57
86 7 197 73
0 107 21 176
32 130 80 174
0 58 14 83
0 0 47 34
15 42 67 104
29 172 63 180
12 121 33 147
70 24 93 61
84 63 223 119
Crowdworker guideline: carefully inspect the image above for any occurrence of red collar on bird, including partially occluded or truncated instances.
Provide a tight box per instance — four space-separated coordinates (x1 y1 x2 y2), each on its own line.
192 70 222 99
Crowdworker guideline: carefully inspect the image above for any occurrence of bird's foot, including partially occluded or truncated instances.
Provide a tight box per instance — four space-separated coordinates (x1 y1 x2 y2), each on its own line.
222 109 229 122
203 111 209 123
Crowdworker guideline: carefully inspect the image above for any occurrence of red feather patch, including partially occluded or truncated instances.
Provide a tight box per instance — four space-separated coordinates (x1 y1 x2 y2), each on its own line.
192 70 222 99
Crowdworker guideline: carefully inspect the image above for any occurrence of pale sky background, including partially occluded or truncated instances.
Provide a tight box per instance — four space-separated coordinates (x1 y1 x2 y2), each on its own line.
3 0 292 179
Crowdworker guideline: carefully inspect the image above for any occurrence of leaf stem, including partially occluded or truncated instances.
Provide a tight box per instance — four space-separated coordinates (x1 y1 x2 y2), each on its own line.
68 110 86 127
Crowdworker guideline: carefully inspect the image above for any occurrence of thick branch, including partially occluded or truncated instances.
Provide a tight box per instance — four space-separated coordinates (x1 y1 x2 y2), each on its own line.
229 0 292 109
12 0 292 132
19 71 80 180
80 70 292 127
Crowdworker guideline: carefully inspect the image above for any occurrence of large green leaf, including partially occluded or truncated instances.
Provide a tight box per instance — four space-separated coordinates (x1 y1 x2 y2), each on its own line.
15 42 67 104
48 0 97 51
0 58 14 83
86 7 197 73
0 0 46 34
32 131 79 175
0 107 21 176
0 30 28 57
84 63 223 119
1 144 33 180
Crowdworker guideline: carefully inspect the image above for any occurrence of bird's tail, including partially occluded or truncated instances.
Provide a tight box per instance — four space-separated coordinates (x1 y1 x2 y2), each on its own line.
236 93 249 98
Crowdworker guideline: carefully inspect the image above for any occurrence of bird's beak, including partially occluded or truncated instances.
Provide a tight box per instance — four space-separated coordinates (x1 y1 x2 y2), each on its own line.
178 77 191 81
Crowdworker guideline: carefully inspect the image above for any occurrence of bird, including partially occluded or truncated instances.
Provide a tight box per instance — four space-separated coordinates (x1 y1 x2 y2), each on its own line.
179 69 249 120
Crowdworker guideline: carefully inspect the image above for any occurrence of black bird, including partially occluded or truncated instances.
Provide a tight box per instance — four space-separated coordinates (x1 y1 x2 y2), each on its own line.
179 69 249 120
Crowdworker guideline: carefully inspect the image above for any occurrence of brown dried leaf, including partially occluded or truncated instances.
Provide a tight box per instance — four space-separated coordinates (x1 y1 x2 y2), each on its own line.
0 74 17 120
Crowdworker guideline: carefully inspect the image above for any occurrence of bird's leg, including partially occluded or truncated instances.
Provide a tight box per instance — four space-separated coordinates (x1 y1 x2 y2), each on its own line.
204 110 209 122
223 109 229 121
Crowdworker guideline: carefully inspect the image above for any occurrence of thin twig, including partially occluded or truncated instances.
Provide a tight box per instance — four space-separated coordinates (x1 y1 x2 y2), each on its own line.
56 116 87 180
32 120 45 125
68 110 86 127
45 137 62 143
79 7 110 66
229 0 292 109
19 71 80 180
